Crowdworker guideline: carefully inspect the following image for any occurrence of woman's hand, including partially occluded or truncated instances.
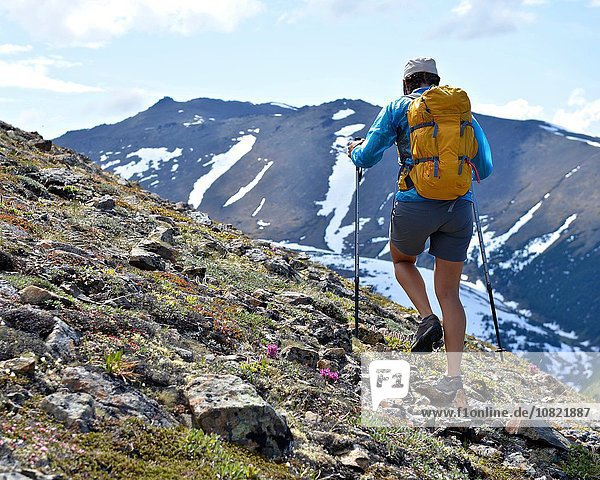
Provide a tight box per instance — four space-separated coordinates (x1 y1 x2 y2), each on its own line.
347 138 365 158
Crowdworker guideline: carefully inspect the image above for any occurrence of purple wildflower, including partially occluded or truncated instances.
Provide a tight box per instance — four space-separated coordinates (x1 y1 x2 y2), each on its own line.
319 368 339 382
266 344 278 359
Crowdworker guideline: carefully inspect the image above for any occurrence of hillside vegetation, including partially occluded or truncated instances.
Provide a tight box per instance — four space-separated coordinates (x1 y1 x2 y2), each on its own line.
0 121 598 479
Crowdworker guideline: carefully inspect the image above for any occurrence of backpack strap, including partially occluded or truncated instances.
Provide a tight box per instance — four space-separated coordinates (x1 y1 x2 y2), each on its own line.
458 155 481 183
395 92 423 190
460 121 473 137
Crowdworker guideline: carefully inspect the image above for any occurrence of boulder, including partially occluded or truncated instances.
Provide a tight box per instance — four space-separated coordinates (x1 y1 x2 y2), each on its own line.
357 325 385 345
151 226 176 245
189 211 212 225
41 392 95 432
0 306 56 336
244 248 269 263
264 258 295 278
337 445 372 471
32 139 52 152
277 291 313 306
315 326 352 352
92 196 116 211
282 345 319 369
182 266 206 281
505 419 571 451
129 247 165 271
138 239 175 261
0 355 36 376
62 366 175 427
0 252 15 272
18 286 61 306
45 318 79 360
185 374 292 458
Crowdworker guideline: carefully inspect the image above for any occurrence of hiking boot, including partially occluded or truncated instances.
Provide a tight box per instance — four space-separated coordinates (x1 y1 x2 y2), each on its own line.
411 314 443 352
434 375 463 396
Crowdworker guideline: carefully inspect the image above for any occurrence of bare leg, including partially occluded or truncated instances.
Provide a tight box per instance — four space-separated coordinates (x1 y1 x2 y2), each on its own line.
390 242 433 318
433 257 466 377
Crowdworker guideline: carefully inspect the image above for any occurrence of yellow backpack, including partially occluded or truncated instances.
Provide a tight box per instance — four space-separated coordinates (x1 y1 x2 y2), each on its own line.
399 86 478 200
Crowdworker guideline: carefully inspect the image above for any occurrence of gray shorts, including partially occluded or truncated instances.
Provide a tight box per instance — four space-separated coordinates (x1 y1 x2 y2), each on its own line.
390 198 474 262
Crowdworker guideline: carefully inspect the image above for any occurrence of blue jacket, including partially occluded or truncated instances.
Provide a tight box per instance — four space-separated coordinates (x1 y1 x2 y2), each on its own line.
351 86 493 202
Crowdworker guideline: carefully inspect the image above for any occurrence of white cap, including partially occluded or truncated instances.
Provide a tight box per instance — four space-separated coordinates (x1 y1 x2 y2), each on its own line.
403 57 438 79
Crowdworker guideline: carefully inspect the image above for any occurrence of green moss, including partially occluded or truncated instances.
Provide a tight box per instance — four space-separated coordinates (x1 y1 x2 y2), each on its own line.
50 420 297 480
561 443 600 479
0 272 57 292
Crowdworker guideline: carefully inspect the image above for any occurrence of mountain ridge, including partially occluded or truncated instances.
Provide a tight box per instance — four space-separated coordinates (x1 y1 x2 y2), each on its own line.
54 97 600 350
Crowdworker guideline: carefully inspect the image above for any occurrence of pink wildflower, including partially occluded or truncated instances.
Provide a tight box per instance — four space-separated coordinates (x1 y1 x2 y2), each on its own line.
319 368 339 382
266 344 278 359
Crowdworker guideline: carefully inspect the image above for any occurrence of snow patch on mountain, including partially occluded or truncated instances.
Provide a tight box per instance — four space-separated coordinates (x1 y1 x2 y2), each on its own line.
332 109 355 121
188 135 256 209
183 115 205 127
467 194 550 264
252 198 266 217
102 159 121 169
543 322 578 340
565 165 580 178
114 147 183 180
223 161 274 207
315 123 365 253
270 102 297 110
566 135 600 148
499 214 577 271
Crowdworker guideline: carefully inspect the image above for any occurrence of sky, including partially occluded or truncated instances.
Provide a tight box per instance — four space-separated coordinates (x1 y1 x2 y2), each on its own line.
0 0 598 139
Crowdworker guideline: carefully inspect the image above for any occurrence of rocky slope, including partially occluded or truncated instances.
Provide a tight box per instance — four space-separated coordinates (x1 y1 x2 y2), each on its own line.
0 121 598 479
54 97 600 352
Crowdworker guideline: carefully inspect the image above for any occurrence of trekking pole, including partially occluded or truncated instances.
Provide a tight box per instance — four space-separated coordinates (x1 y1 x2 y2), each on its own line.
471 187 505 361
354 166 363 337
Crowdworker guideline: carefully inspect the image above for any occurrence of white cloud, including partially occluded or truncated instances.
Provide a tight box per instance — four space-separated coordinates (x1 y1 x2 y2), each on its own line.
17 108 45 129
553 89 600 136
434 0 537 38
474 90 600 137
474 98 544 120
0 0 265 46
0 56 102 93
82 87 159 117
0 44 32 55
279 0 407 23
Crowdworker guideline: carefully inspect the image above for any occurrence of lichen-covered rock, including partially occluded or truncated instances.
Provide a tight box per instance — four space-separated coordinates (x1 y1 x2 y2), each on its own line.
244 248 269 263
45 318 79 360
41 392 95 432
264 258 296 278
337 445 372 471
138 239 175 261
357 325 385 345
282 345 319 369
129 247 165 271
0 355 36 376
506 419 572 451
92 196 116 211
277 291 313 306
61 366 175 427
151 226 176 245
185 374 292 458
